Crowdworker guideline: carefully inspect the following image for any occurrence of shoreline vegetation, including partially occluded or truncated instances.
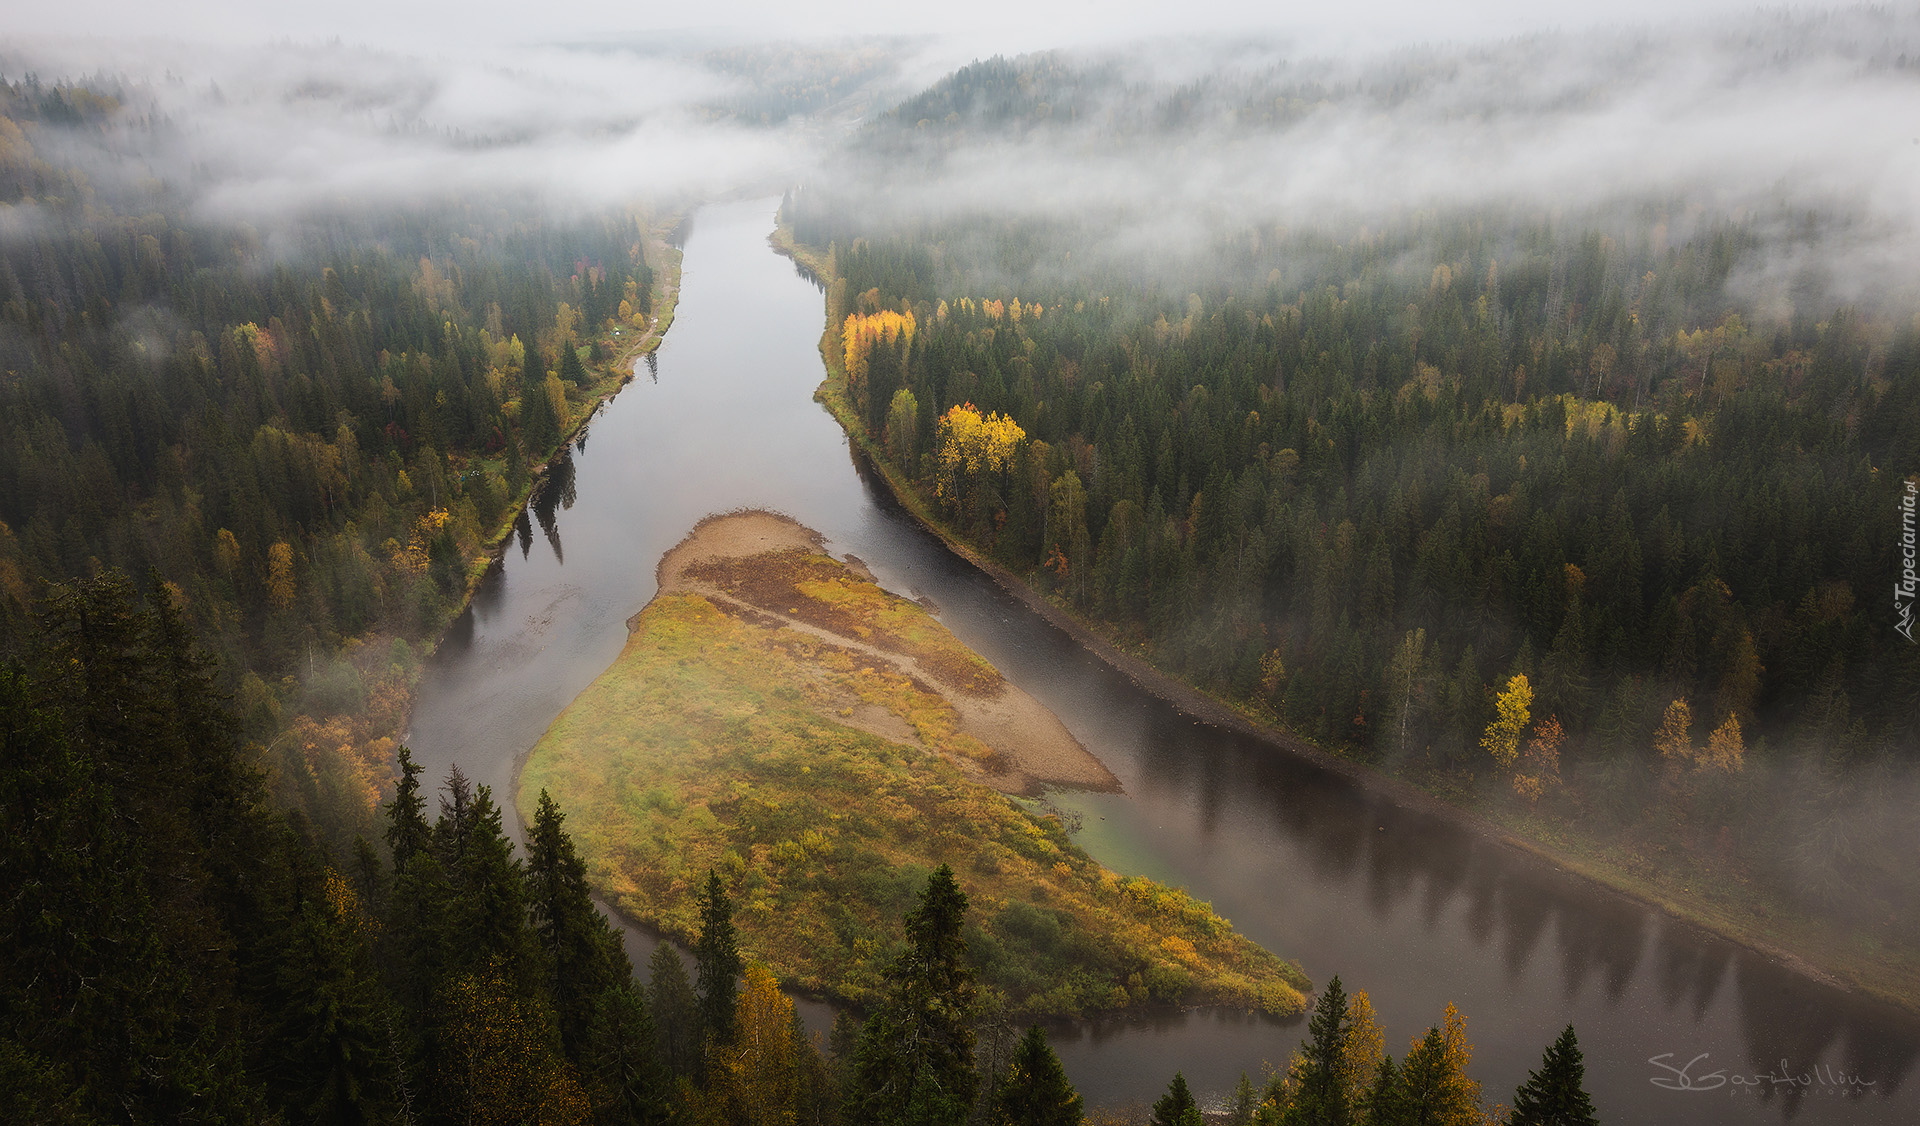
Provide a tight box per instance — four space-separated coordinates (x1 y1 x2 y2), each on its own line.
769 219 1920 1018
518 510 1309 1021
292 217 686 838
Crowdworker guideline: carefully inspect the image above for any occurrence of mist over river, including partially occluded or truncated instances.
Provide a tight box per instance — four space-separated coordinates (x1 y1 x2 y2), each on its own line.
404 198 1920 1120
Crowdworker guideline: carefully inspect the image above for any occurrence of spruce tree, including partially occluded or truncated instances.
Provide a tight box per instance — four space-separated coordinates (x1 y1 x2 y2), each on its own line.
1149 1073 1202 1126
526 789 617 1060
845 865 979 1126
586 977 674 1126
1283 974 1353 1126
1361 1056 1409 1126
1508 1026 1599 1126
1229 1072 1256 1126
647 944 700 1081
520 349 560 454
694 869 743 1051
442 781 540 990
385 746 430 876
995 1025 1082 1126
560 344 589 387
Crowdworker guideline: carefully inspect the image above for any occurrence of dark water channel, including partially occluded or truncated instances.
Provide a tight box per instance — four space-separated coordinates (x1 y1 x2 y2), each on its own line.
405 199 1920 1121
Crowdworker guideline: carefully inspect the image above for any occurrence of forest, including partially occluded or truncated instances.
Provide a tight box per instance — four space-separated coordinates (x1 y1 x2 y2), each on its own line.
0 572 1592 1124
0 75 668 849
4 15 1915 1120
781 46 1920 997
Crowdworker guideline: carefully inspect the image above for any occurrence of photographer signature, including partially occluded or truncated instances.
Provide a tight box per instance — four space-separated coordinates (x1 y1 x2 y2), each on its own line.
1649 1053 1876 1091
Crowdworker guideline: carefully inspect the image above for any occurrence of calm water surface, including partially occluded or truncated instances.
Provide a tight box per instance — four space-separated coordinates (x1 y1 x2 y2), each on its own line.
406 199 1920 1122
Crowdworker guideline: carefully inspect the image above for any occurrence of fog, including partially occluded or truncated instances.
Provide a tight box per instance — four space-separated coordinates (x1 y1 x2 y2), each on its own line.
7 6 1919 303
0 38 823 221
801 8 1920 305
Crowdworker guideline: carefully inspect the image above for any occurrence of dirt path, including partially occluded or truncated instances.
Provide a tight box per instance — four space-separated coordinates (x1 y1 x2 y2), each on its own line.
648 511 1118 796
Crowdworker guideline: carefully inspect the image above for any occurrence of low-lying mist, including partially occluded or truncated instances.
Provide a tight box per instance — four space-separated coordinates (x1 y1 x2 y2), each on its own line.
810 7 1920 309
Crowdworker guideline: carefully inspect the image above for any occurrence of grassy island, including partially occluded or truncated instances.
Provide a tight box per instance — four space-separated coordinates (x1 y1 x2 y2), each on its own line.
520 511 1308 1020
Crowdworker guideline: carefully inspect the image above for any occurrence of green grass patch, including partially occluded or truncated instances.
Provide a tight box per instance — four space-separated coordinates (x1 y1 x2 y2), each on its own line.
520 573 1308 1021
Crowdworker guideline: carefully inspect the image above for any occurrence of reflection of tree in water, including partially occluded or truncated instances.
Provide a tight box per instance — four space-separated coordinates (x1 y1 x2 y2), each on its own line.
531 450 577 565
1734 955 1918 1117
646 351 658 381
1130 693 1920 1110
1657 933 1732 1022
514 508 533 560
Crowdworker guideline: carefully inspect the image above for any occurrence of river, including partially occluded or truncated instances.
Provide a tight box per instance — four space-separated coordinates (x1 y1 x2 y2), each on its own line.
405 198 1920 1122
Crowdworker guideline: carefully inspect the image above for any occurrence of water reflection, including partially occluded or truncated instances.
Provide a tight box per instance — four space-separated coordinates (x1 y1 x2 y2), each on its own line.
531 450 575 565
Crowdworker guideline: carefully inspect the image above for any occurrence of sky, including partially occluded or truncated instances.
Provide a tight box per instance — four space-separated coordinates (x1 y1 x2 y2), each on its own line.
3 0 1807 54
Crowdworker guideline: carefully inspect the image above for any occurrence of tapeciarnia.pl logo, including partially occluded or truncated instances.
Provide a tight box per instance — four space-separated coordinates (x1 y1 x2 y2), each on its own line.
1900 479 1918 643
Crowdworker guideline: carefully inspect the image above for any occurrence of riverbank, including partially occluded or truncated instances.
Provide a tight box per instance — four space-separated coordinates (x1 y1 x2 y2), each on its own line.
774 221 1920 1019
269 215 688 832
469 223 685 572
519 511 1307 1021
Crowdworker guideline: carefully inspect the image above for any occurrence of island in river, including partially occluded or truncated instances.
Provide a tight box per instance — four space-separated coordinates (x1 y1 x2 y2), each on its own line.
518 511 1309 1020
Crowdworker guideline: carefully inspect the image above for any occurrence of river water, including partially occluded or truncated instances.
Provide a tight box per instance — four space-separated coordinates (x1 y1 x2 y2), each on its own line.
405 198 1920 1122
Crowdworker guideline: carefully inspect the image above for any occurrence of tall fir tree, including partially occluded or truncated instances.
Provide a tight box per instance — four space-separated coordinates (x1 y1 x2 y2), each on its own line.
647 944 700 1082
560 345 590 387
994 1025 1082 1126
1150 1073 1202 1126
385 746 430 876
1508 1026 1599 1126
1281 974 1353 1126
694 869 743 1053
526 789 618 1061
586 977 674 1126
845 865 979 1126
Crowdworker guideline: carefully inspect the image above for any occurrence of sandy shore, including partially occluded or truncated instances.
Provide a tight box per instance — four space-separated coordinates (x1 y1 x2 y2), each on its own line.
647 511 1118 795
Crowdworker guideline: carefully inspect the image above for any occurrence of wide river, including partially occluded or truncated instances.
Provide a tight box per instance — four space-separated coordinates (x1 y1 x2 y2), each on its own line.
407 199 1920 1121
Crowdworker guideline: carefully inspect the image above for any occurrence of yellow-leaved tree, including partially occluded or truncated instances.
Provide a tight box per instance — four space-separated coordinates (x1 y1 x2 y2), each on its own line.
1512 715 1564 807
440 963 590 1126
699 963 829 1126
1480 674 1532 767
1702 713 1746 773
266 542 296 610
842 309 915 407
1399 1003 1489 1126
933 402 1025 522
1654 699 1695 763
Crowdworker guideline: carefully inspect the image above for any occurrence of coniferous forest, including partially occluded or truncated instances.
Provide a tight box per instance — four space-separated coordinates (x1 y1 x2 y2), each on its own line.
784 46 1920 987
2 572 1583 1124
10 9 1920 1123
0 75 663 849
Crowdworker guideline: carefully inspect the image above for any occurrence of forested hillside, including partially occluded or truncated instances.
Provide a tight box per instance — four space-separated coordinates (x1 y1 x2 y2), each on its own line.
785 43 1920 987
0 75 666 843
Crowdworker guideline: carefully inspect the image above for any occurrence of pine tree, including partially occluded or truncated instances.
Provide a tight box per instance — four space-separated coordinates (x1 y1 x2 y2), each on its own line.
1281 974 1353 1126
1508 1026 1598 1126
845 865 978 1126
560 345 590 387
441 779 541 990
1397 1006 1483 1126
694 869 743 1053
647 944 700 1081
586 977 674 1126
520 348 560 454
1150 1073 1202 1126
1361 1056 1409 1126
1229 1072 1257 1126
385 746 430 875
994 1025 1082 1126
526 789 618 1061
